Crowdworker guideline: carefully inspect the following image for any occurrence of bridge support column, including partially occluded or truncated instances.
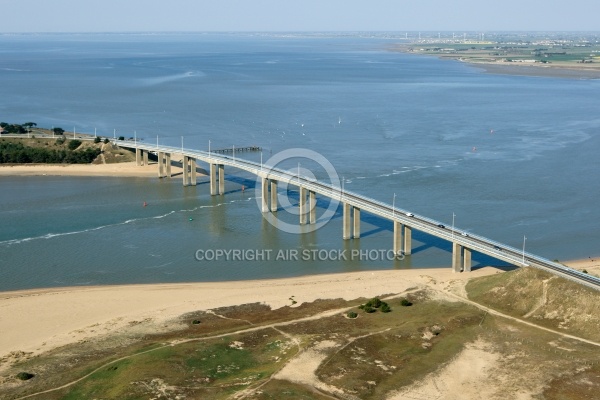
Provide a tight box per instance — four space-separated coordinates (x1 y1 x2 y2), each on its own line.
343 202 351 239
218 164 224 194
309 191 316 224
165 153 172 177
142 150 148 166
353 207 360 239
261 178 269 212
210 164 217 195
404 225 412 255
190 158 197 186
299 187 308 225
270 180 278 212
393 221 403 256
135 148 141 166
158 152 165 178
452 242 463 273
463 248 472 272
183 156 189 186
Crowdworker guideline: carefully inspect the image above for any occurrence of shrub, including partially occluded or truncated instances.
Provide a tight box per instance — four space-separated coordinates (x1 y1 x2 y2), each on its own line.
94 136 101 143
192 319 201 325
363 306 376 313
381 303 391 313
16 372 35 380
400 298 412 307
68 139 82 150
582 269 588 274
118 136 125 140
365 297 382 308
104 138 109 144
56 136 66 145
347 311 358 319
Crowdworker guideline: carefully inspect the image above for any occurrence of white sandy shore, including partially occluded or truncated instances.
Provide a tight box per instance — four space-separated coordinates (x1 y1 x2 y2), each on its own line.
0 267 503 361
1 258 598 364
0 156 189 178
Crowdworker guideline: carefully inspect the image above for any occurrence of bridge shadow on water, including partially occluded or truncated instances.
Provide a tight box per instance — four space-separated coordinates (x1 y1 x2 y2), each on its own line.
320 197 514 270
188 176 515 270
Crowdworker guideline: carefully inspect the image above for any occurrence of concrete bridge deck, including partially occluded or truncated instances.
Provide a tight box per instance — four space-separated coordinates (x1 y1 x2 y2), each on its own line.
116 140 600 291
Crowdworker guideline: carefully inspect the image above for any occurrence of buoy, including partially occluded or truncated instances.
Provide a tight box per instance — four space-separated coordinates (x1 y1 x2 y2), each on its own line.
189 218 193 221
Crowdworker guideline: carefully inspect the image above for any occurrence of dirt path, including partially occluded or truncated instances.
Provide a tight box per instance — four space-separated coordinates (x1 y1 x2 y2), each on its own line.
14 283 600 399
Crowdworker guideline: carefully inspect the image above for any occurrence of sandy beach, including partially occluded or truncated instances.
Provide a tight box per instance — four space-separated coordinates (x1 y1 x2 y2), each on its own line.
0 267 501 360
1 259 597 364
0 160 184 178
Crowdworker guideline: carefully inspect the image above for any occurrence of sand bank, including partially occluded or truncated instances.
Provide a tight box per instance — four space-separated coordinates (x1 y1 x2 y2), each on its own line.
464 61 600 79
0 160 186 178
0 267 503 360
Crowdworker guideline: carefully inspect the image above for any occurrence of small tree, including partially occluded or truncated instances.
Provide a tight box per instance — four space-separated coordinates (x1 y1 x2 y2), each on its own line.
94 136 101 143
16 372 35 380
118 136 125 141
104 138 110 144
68 139 82 150
53 127 65 135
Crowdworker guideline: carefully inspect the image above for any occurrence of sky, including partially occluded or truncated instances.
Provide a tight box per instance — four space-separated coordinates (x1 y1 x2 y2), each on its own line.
2 0 600 33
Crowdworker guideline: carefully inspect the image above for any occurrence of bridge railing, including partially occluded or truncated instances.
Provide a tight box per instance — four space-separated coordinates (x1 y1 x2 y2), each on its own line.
115 140 600 288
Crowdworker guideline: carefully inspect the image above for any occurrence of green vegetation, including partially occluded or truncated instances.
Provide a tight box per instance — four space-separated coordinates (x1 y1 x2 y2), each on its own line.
0 122 28 134
0 140 100 164
67 139 82 150
347 311 358 318
358 297 392 313
466 267 600 342
52 127 65 135
400 298 413 307
16 372 35 381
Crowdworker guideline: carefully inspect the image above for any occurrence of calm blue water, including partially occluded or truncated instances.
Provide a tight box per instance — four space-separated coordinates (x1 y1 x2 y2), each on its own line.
1 33 599 291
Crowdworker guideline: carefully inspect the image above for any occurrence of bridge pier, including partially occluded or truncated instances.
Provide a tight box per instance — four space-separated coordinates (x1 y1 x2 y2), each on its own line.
342 202 351 239
135 148 148 166
261 178 269 212
452 243 472 272
158 151 165 178
182 156 196 186
210 164 217 195
309 191 316 224
165 153 172 177
299 187 308 225
393 221 403 256
218 164 225 194
404 225 412 255
464 248 472 272
183 156 189 185
270 180 278 212
353 207 361 239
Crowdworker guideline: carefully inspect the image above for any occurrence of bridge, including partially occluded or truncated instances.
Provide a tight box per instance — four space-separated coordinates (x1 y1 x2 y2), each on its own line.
116 140 600 291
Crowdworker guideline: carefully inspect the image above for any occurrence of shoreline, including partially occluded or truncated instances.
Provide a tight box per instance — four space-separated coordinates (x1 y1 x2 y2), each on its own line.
1 258 598 363
0 160 184 178
461 60 600 79
388 45 600 79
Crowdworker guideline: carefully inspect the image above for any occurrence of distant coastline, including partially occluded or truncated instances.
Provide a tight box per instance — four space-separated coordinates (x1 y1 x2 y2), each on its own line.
390 43 600 80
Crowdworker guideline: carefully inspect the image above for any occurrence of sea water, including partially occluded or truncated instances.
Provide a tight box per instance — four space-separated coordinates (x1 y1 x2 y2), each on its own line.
0 33 599 291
